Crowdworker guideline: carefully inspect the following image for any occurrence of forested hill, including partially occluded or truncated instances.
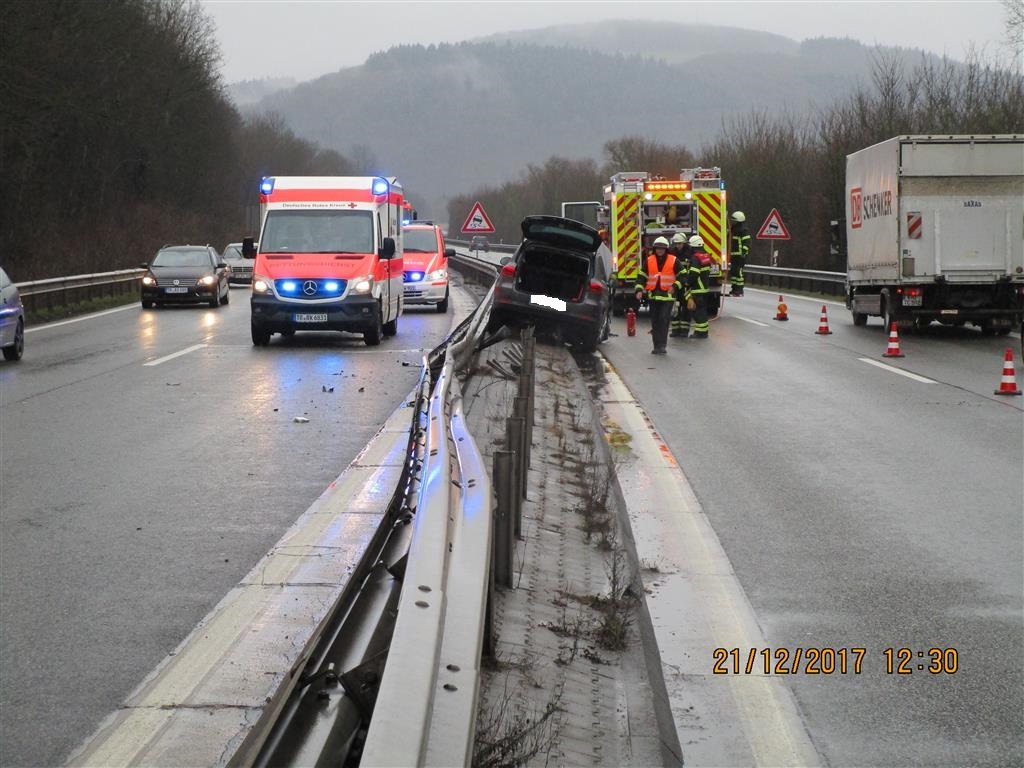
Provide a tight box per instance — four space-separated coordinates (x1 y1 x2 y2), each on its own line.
249 26 925 214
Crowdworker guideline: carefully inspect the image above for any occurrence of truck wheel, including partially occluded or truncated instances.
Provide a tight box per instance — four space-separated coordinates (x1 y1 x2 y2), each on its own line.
364 308 383 346
251 321 271 346
852 312 868 326
979 320 996 337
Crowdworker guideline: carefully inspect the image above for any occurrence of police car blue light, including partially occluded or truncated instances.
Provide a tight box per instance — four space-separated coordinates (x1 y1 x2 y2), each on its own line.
260 178 275 195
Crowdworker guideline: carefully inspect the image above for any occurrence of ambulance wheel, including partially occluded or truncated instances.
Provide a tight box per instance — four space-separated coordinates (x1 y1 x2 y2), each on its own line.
436 289 449 313
383 315 398 337
364 308 383 346
251 322 271 346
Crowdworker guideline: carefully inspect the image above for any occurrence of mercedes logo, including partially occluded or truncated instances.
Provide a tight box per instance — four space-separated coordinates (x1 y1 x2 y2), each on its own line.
173 279 180 286
302 280 317 296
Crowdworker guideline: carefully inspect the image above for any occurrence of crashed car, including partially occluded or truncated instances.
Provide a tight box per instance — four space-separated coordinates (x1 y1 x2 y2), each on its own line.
488 215 613 352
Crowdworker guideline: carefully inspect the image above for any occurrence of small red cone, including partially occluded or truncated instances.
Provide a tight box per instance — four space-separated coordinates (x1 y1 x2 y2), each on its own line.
882 322 905 357
774 296 789 321
815 305 832 335
994 348 1022 396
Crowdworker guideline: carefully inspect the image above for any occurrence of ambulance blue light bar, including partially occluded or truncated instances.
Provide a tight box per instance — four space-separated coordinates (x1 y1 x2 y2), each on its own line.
371 178 390 195
260 178 275 195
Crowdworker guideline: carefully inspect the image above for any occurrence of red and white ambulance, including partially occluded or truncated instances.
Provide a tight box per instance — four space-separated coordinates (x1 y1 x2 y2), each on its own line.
245 176 405 346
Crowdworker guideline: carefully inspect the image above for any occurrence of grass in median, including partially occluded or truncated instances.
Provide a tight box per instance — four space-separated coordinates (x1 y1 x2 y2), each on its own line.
26 293 139 325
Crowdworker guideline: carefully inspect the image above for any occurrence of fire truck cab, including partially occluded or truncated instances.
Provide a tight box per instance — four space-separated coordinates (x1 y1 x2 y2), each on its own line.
246 176 405 347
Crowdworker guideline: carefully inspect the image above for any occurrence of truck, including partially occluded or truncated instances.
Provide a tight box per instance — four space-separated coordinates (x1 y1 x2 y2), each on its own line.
846 135 1024 334
245 176 406 346
560 200 602 230
598 169 729 315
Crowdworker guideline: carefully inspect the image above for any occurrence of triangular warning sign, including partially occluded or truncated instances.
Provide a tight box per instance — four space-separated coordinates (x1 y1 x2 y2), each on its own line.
756 208 791 240
461 201 496 234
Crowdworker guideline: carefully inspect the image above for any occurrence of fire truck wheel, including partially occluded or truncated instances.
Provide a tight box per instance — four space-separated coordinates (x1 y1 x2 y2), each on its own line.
364 307 383 346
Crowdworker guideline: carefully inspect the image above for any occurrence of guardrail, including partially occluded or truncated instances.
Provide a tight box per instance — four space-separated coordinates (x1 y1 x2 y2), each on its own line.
16 269 145 313
742 264 846 297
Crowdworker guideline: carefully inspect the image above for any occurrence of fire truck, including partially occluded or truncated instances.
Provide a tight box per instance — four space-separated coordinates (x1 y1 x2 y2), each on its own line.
599 169 729 316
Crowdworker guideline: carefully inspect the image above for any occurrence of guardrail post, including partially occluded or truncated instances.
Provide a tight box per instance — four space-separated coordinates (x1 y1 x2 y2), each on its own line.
493 450 514 588
507 415 525 538
513 398 529 498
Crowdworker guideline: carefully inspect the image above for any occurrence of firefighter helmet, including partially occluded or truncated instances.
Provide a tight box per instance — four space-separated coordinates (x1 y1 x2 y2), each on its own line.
731 211 746 222
670 233 687 244
688 235 705 248
653 236 670 249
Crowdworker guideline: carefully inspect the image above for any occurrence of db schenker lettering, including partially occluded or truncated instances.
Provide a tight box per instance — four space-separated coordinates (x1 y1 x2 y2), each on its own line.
861 189 893 221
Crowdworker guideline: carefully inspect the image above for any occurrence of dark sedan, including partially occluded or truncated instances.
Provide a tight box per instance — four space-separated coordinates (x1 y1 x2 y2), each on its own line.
140 246 230 309
488 216 613 352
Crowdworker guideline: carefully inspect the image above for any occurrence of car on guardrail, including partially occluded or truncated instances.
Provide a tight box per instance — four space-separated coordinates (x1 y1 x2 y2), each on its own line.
221 242 257 285
470 235 490 253
488 215 612 352
0 267 25 361
140 246 230 309
402 222 454 313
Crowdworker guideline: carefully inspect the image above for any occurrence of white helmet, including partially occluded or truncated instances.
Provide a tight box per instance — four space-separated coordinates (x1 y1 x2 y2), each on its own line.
731 211 746 222
653 236 670 248
670 232 687 244
688 235 704 249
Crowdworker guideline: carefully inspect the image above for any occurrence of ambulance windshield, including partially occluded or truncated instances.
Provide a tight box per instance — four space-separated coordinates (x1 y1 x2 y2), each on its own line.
262 210 374 254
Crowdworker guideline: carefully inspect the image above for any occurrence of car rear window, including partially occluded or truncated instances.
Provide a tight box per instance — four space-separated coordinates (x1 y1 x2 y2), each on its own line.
523 222 598 251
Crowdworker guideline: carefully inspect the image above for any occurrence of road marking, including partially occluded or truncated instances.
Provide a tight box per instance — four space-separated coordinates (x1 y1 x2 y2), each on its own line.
25 303 138 333
144 344 206 366
857 357 936 383
732 315 770 327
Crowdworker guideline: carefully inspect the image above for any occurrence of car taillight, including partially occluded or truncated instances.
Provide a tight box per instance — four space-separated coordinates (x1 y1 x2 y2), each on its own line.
501 264 515 277
588 281 605 294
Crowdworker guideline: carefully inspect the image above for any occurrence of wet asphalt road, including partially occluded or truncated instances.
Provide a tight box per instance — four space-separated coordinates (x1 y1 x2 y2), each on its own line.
593 288 1024 767
0 287 459 767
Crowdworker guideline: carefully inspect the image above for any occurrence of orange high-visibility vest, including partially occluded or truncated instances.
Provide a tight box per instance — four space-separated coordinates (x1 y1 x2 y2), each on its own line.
645 253 677 292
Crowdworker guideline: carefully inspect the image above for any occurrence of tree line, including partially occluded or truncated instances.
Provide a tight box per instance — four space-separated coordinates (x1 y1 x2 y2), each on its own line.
448 50 1023 271
0 0 361 281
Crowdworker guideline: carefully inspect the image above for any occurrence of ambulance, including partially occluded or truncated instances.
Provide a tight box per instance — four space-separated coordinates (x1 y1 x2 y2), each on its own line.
245 176 405 346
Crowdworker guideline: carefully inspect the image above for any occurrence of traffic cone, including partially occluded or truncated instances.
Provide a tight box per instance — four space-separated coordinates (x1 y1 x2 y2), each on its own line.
774 296 789 321
882 322 904 358
815 305 832 335
994 348 1022 396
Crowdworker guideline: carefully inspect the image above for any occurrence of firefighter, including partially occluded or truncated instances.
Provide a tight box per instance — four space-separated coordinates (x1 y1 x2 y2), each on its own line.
728 211 750 297
669 233 692 338
635 236 684 354
685 234 712 339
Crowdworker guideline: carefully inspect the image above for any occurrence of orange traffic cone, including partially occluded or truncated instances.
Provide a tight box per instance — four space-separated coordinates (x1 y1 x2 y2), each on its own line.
774 296 789 321
994 348 1022 396
815 305 832 335
882 322 904 358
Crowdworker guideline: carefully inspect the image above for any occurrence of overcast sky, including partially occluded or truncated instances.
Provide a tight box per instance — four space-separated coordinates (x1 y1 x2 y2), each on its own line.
203 1 1012 84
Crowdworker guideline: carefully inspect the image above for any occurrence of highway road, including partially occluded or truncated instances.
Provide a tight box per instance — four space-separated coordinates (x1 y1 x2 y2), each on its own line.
592 287 1023 767
0 287 461 767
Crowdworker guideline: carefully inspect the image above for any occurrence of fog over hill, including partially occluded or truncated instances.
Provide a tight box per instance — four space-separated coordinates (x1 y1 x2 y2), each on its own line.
239 21 939 218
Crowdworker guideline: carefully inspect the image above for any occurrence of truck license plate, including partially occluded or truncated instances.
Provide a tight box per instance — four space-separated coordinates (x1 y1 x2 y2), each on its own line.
902 295 922 307
165 287 188 294
294 313 328 323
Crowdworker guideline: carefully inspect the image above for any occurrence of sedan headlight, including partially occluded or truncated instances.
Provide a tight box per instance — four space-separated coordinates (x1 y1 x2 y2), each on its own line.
253 276 273 293
197 274 217 286
351 277 374 294
141 274 156 286
426 269 447 281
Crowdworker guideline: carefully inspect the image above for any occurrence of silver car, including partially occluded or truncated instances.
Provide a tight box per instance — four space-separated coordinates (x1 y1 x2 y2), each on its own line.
222 242 256 284
0 267 25 361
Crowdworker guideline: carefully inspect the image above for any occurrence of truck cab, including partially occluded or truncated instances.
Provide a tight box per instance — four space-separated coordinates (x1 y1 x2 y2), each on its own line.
247 176 405 346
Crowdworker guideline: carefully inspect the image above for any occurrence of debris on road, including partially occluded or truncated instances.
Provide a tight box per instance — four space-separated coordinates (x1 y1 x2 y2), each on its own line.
293 416 310 423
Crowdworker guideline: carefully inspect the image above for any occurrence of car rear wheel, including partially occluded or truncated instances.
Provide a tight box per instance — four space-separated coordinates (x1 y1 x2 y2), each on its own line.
3 319 24 361
436 288 449 313
364 307 383 346
251 321 271 346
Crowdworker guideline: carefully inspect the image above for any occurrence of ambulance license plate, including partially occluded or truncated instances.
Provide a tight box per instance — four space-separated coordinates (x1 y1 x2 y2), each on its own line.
294 313 328 323
531 295 566 312
165 287 188 293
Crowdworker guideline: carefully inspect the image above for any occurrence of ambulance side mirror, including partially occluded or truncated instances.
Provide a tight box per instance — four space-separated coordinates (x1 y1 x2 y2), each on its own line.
444 248 456 258
242 237 256 259
379 237 396 259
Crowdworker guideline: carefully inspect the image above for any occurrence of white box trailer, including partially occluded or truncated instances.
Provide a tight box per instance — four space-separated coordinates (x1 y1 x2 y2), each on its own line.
846 135 1024 334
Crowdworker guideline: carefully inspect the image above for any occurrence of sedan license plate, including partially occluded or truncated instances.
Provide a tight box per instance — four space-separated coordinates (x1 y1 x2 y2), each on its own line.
165 287 188 294
531 295 567 312
294 313 328 323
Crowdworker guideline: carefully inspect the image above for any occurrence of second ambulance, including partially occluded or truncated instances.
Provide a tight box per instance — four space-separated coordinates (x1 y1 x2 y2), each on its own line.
246 176 405 346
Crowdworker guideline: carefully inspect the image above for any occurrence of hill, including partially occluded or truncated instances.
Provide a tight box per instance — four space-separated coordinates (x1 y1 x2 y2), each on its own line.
247 23 935 219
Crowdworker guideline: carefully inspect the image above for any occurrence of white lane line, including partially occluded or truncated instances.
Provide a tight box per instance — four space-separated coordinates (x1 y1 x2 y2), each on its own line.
25 303 138 333
858 357 936 383
732 315 770 327
144 344 206 367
